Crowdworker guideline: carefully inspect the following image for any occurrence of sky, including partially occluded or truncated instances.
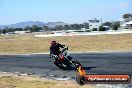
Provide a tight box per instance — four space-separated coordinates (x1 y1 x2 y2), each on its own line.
0 0 132 25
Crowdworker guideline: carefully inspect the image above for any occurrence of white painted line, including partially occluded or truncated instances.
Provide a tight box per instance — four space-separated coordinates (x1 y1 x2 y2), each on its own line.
54 77 71 81
34 31 132 37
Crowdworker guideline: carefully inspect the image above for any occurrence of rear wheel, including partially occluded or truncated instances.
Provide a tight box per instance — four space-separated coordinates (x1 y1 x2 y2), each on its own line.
76 75 86 85
71 60 82 69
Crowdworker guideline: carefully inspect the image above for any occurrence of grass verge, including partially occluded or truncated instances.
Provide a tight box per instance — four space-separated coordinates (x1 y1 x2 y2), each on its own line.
0 74 94 88
0 33 132 54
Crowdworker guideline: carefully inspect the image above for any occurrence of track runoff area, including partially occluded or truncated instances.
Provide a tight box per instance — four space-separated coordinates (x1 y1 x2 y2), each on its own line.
34 31 132 85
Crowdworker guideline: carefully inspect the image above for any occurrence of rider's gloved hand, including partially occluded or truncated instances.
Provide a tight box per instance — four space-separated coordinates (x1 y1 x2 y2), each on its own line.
53 55 58 58
49 54 54 58
50 54 58 58
62 45 65 48
49 53 52 56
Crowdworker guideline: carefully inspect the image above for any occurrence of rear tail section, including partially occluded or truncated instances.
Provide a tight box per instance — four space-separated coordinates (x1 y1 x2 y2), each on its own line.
76 66 86 85
78 66 86 76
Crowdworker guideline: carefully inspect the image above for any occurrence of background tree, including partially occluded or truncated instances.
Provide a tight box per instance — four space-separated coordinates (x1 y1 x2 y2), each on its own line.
55 25 63 30
18 28 23 31
99 26 106 31
2 27 8 34
103 22 112 27
31 25 42 32
92 28 97 31
43 26 49 31
112 25 118 30
71 24 80 30
82 22 89 29
8 28 15 33
0 29 2 34
112 21 120 30
63 25 70 30
24 26 31 31
2 29 7 34
49 27 55 31
123 13 132 18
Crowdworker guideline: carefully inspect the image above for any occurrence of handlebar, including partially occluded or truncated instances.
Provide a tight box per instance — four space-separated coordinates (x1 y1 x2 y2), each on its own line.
61 47 68 53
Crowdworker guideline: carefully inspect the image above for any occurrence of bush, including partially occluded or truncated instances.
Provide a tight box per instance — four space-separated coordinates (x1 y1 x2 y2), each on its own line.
112 25 118 30
99 26 106 31
92 28 97 31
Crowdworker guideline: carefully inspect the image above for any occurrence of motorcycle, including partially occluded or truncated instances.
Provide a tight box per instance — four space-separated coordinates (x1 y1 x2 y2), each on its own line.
50 47 82 70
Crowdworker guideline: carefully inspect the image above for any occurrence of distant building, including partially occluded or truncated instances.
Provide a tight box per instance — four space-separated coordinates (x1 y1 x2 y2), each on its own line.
88 18 102 31
126 21 132 29
120 17 132 29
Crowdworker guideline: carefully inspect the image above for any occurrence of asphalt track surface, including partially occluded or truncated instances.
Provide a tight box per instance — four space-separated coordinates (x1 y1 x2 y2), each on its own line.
0 52 132 80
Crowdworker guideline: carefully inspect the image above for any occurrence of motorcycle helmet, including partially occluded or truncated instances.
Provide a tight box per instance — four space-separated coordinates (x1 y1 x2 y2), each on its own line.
51 40 56 45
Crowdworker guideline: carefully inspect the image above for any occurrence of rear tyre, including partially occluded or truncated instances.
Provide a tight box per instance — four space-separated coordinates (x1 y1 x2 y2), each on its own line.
72 60 82 69
76 75 86 85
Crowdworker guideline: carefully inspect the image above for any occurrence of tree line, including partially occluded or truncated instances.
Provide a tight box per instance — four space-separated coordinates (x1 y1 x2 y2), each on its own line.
0 13 131 34
0 21 121 34
0 22 89 34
